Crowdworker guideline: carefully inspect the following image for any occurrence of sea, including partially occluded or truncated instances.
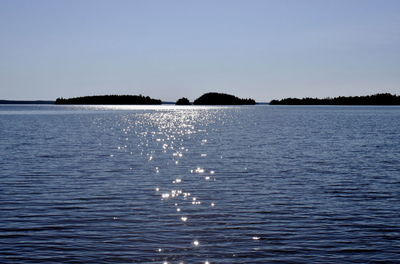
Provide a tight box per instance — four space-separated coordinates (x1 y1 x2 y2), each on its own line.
1 104 399 264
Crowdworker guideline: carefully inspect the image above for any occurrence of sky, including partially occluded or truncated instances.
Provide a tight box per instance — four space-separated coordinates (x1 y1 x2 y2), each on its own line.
0 0 400 102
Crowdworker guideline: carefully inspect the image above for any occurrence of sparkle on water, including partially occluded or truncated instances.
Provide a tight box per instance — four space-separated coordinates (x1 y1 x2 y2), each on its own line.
2 104 400 264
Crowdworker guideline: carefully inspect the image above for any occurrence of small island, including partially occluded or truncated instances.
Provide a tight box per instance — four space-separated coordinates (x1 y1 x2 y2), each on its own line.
175 97 191 105
55 95 162 105
193 92 256 105
270 93 400 105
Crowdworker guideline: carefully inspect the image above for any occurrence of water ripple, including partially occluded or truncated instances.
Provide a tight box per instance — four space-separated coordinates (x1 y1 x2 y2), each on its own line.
1 105 400 263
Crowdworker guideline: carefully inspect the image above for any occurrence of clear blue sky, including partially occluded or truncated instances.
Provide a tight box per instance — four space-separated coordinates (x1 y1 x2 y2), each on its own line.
1 0 399 102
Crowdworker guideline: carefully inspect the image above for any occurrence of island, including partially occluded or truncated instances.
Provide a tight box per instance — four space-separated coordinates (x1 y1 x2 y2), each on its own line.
55 95 162 105
193 92 256 105
175 97 191 105
269 93 400 105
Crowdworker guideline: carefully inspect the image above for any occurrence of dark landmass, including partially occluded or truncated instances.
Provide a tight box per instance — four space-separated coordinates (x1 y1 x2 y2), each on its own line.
55 95 162 105
193 92 256 105
0 100 54 104
270 93 400 105
175 97 191 105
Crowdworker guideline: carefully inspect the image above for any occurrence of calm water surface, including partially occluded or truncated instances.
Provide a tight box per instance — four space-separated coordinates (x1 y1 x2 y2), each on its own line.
1 105 399 263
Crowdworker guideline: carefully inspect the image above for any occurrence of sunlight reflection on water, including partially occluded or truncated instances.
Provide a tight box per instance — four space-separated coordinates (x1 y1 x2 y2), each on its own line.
127 107 225 263
71 104 235 111
2 105 400 263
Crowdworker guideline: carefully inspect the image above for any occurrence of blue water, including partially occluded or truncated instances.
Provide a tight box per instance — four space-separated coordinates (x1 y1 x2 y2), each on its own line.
1 104 399 263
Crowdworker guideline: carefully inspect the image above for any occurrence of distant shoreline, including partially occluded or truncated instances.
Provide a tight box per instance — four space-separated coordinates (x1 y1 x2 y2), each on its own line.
2 93 400 106
0 100 55 104
270 93 400 105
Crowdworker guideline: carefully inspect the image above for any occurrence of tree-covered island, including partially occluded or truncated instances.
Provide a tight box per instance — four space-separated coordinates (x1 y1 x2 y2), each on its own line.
193 92 256 105
175 97 191 105
270 93 400 105
55 95 162 105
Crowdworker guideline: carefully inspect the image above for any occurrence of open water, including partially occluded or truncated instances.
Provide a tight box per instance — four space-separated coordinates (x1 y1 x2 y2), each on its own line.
0 104 399 263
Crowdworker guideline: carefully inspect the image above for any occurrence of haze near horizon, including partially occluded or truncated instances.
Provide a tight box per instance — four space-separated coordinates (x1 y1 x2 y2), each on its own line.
1 0 399 102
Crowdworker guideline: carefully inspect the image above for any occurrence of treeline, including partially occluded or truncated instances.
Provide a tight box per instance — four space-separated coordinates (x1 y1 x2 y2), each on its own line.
54 93 256 105
270 93 400 105
55 95 162 105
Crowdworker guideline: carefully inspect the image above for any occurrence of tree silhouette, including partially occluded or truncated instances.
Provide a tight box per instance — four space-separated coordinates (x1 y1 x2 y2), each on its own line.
193 92 256 105
175 97 191 105
55 95 162 105
270 93 400 105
